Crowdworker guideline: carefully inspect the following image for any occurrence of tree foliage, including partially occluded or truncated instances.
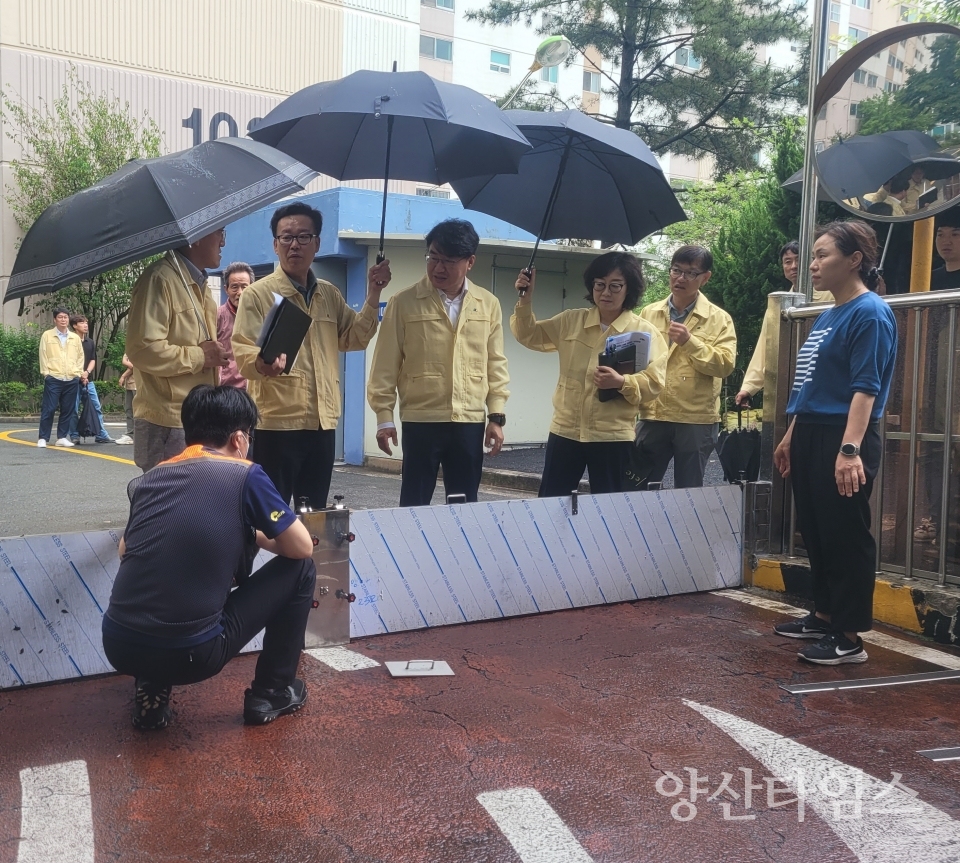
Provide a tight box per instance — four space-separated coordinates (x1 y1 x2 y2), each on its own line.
1 69 162 377
467 0 807 175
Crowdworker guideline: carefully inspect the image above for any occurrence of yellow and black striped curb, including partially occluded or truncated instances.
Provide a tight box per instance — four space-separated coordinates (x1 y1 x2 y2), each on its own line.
748 556 960 644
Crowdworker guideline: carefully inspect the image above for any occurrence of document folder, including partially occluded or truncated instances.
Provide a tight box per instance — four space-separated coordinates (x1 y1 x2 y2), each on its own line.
256 293 312 374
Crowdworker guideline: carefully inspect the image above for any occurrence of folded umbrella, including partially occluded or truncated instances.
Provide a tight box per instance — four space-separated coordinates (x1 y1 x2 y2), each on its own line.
248 68 531 262
7 137 316 302
451 109 686 270
716 408 761 484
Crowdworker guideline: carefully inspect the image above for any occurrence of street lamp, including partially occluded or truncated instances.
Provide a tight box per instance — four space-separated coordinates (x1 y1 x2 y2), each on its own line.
501 35 573 109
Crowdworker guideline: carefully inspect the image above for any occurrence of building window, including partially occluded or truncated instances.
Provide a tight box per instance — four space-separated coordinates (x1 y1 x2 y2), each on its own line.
853 68 867 84
883 81 901 93
490 50 511 73
421 0 454 8
896 58 904 70
900 4 913 21
827 44 839 64
850 102 860 116
817 105 827 120
868 73 878 87
848 26 868 44
852 0 870 8
541 65 558 83
815 141 826 153
790 44 799 52
583 70 600 92
420 35 453 61
830 3 841 22
887 53 897 67
416 187 451 199
675 47 701 69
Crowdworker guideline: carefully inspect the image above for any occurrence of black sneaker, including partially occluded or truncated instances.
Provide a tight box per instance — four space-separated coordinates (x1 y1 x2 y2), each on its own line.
774 612 832 639
798 632 868 665
132 680 172 730
243 679 307 726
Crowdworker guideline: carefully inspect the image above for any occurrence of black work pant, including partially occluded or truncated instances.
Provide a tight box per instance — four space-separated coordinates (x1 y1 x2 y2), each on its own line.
790 421 881 634
38 376 79 443
103 555 317 692
630 420 717 489
400 421 485 506
538 433 631 498
253 427 336 510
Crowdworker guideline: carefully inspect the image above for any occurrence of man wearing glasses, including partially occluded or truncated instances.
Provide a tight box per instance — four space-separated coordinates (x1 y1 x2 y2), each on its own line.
232 203 391 509
126 228 231 472
633 245 736 488
367 219 510 505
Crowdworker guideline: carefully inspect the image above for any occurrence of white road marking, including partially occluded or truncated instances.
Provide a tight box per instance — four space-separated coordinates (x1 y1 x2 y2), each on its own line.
712 589 960 670
685 700 960 863
17 760 94 863
477 787 594 863
304 645 380 671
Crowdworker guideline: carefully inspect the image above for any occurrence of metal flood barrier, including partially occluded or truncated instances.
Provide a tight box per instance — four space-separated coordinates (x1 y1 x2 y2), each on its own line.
761 288 960 586
0 486 743 690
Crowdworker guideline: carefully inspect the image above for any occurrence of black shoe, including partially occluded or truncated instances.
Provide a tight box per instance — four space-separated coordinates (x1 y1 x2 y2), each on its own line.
798 632 868 665
243 679 307 726
132 680 172 730
774 612 832 639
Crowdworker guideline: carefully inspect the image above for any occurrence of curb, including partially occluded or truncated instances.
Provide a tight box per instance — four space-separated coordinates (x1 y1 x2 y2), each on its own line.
749 556 960 644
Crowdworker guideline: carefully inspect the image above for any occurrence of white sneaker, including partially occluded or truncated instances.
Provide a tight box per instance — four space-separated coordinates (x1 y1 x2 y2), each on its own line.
115 434 134 445
37 439 47 448
54 437 75 448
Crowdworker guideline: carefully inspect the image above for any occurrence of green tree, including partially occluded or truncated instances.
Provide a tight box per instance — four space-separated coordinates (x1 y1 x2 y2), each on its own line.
467 0 807 175
856 91 934 136
1 69 162 378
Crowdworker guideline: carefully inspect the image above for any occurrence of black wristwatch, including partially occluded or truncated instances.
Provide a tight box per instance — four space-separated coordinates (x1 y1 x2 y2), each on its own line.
839 442 860 457
488 413 506 427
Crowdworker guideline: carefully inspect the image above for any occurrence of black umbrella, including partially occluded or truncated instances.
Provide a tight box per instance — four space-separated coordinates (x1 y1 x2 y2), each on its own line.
248 68 531 263
781 168 837 201
881 129 941 158
7 138 316 301
812 134 914 201
716 407 761 484
451 109 686 274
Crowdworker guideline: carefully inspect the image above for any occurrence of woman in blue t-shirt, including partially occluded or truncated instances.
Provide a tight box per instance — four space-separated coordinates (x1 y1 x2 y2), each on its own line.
772 221 897 666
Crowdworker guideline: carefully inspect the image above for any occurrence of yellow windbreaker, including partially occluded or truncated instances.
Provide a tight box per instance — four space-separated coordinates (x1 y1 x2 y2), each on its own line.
741 288 833 396
38 329 84 380
367 277 509 424
637 292 736 424
511 304 667 443
233 268 378 431
126 252 219 428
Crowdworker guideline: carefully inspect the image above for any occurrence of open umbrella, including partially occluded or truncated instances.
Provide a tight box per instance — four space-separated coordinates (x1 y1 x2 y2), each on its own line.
451 109 686 277
248 68 531 264
812 134 914 202
6 137 316 302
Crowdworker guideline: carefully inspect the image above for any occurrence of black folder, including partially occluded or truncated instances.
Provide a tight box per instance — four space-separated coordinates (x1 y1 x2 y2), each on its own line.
256 295 312 374
597 345 637 402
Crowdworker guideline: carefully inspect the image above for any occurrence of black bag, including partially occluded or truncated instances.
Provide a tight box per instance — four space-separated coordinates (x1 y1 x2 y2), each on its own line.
716 405 761 483
76 385 100 439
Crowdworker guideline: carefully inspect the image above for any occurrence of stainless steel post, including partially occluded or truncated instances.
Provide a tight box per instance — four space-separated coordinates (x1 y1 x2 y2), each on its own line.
938 305 957 584
300 508 354 648
904 311 923 580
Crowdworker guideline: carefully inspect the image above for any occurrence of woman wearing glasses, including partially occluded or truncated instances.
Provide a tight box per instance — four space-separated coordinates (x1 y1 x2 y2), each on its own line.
511 252 667 498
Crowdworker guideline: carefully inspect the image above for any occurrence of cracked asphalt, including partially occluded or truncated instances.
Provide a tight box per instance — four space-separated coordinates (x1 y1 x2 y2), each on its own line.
3 592 960 862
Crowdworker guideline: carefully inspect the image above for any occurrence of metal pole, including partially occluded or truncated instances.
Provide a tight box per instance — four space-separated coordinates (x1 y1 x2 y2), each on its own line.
904 310 923 579
937 305 957 584
797 0 827 304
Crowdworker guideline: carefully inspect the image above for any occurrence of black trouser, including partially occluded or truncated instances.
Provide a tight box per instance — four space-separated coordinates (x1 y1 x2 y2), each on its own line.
400 421 485 506
103 556 317 692
539 433 632 498
253 427 336 510
630 420 718 489
790 421 881 633
38 376 79 442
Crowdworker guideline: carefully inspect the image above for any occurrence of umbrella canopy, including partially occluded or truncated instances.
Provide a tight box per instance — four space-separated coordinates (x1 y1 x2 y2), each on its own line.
880 129 941 158
813 134 914 201
451 109 686 253
7 138 316 301
912 154 960 181
781 168 837 201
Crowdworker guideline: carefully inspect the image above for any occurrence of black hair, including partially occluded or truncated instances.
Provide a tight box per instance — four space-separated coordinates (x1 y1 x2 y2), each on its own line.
888 174 910 195
52 306 71 318
816 220 880 291
271 202 323 237
779 241 799 260
425 219 479 258
69 314 88 327
671 244 713 272
935 204 960 231
865 201 894 216
182 385 260 448
582 251 646 310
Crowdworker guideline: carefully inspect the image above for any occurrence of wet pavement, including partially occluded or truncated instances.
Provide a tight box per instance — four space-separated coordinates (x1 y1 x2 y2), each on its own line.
3 590 959 862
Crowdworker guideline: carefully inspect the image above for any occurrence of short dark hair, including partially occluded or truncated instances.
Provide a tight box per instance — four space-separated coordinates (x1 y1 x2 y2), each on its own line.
935 204 960 231
779 241 799 260
888 174 910 194
582 251 646 310
425 219 479 259
271 202 323 237
69 314 88 328
223 262 255 284
182 385 260 448
816 220 880 291
52 306 70 318
671 244 713 272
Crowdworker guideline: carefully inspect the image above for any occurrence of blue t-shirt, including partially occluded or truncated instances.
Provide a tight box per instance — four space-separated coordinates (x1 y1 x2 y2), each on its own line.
786 291 897 423
242 461 298 538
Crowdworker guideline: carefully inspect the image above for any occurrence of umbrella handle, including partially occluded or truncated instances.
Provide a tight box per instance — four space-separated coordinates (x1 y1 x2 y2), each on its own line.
375 252 387 288
518 266 532 297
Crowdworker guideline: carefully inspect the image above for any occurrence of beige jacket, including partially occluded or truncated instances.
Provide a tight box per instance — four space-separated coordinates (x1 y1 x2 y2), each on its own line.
511 304 667 442
233 268 378 431
39 328 84 380
367 277 509 424
126 252 219 428
741 288 833 396
637 292 736 424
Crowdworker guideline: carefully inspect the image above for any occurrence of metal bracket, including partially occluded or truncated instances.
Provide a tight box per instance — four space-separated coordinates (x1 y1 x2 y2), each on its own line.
571 490 578 515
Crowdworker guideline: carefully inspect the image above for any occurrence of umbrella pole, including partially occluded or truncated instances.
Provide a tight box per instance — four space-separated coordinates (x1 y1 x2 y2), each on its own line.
521 136 573 295
878 222 894 274
376 114 395 283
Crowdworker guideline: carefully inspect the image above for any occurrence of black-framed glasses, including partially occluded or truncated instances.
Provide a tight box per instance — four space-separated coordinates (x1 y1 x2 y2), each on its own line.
276 233 318 246
425 253 466 267
592 280 626 294
669 266 705 280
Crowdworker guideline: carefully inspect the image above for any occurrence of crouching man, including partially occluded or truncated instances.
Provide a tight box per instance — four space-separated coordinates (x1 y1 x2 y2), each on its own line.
102 385 316 730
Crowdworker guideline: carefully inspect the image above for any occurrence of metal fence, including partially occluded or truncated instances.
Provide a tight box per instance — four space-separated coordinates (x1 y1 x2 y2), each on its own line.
762 288 960 586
